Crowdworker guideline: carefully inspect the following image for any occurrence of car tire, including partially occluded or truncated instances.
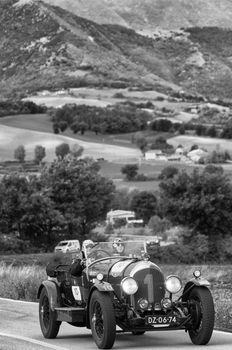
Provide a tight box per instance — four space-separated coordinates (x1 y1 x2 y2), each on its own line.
89 290 116 349
188 286 214 345
39 288 61 338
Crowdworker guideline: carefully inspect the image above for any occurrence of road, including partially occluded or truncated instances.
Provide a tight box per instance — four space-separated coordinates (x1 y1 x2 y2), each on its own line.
0 298 231 350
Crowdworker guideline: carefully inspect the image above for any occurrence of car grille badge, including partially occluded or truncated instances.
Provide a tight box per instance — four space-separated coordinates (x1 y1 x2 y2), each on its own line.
154 303 162 311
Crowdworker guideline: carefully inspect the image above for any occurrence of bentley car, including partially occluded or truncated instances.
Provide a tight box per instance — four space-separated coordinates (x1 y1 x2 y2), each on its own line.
38 240 215 349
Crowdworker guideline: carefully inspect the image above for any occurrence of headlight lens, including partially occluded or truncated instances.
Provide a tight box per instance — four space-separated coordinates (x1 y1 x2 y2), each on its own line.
165 275 182 294
138 298 149 309
121 277 138 295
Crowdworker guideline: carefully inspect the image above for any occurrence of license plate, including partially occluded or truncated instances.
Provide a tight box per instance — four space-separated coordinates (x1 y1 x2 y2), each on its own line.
145 315 177 325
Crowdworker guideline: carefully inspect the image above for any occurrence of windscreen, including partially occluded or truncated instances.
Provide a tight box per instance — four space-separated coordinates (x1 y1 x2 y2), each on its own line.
84 240 147 265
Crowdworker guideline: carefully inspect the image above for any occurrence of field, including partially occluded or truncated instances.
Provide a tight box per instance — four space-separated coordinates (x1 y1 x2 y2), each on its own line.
0 119 140 163
169 135 232 153
23 88 192 112
2 111 232 191
0 254 231 332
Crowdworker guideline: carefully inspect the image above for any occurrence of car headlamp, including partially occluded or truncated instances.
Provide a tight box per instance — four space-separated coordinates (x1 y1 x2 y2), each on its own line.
121 277 138 295
193 270 201 278
165 275 182 294
138 298 149 309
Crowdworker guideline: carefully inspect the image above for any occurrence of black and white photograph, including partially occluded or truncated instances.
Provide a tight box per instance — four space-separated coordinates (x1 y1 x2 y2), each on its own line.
0 0 232 349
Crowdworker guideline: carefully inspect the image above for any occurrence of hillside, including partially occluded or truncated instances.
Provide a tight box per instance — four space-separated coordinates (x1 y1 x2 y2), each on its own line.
2 1 232 99
0 0 178 98
39 0 232 32
104 0 232 32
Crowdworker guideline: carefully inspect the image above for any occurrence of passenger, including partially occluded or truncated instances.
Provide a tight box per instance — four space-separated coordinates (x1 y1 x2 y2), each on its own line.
70 239 94 277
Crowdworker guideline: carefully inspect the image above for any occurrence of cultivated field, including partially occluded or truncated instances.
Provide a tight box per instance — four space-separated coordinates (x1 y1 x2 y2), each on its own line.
169 135 232 153
0 123 140 163
2 112 232 191
23 87 196 115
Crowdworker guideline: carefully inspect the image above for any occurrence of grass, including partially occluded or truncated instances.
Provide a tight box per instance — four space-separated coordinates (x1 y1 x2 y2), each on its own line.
0 253 231 331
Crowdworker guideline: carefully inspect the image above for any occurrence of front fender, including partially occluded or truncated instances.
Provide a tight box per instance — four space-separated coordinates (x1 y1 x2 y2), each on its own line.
93 280 114 292
182 278 211 301
86 281 114 328
37 279 61 311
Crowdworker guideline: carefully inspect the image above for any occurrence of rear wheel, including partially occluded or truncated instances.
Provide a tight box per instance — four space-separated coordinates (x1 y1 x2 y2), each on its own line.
39 288 61 338
89 290 116 349
188 286 214 345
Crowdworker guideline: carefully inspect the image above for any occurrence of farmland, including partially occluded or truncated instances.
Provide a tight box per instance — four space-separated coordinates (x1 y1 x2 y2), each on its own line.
2 109 232 191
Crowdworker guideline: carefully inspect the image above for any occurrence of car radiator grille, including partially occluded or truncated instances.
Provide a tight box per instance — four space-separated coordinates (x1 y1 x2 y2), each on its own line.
133 267 165 307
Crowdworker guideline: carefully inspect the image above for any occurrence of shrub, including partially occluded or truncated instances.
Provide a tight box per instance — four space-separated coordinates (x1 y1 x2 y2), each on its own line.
158 166 179 180
121 164 138 180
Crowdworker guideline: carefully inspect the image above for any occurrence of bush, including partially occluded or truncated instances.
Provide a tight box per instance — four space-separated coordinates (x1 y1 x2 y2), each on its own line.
158 166 179 180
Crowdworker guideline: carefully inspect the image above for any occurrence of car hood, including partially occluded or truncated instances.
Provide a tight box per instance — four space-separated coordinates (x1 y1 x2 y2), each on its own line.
107 259 165 306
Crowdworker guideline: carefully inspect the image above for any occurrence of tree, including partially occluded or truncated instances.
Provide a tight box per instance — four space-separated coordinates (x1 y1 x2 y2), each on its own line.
148 215 171 238
19 192 65 247
34 145 46 164
207 125 217 138
0 173 63 247
158 166 179 180
71 144 84 158
203 164 223 175
121 164 138 180
130 191 157 224
159 168 232 241
40 156 115 238
55 143 70 160
79 121 88 135
14 145 25 162
133 132 148 156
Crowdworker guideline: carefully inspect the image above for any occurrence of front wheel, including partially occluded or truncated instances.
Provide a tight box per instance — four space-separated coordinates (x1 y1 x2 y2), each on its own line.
188 286 214 345
39 288 61 338
89 290 116 349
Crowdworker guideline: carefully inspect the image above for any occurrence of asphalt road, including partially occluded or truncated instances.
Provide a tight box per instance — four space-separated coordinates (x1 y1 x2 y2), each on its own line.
0 298 231 350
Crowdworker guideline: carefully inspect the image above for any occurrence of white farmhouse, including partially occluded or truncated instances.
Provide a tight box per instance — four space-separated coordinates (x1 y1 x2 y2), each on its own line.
145 150 167 161
187 149 208 163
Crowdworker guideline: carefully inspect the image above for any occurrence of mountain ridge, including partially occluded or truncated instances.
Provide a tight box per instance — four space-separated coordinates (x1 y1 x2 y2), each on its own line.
36 0 232 32
2 0 232 100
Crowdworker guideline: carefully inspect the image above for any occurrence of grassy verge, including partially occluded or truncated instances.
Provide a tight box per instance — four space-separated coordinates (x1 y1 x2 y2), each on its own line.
0 255 231 332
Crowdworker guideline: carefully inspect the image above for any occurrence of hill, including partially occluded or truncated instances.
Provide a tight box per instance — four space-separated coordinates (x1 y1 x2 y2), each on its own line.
40 0 232 32
2 1 232 99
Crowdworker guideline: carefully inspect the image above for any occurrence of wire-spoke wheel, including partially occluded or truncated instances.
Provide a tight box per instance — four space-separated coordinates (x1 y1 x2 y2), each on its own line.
188 286 214 345
89 290 116 349
39 288 61 338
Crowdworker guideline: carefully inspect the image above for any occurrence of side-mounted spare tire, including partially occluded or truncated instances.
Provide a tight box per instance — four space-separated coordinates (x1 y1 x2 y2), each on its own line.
39 287 61 338
188 286 214 345
89 290 116 349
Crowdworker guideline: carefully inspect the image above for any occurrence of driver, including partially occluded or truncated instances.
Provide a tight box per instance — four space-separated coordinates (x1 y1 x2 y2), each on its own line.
112 238 125 255
70 239 94 276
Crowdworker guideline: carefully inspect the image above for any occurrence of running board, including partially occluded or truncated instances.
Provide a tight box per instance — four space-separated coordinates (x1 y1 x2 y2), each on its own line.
55 307 85 322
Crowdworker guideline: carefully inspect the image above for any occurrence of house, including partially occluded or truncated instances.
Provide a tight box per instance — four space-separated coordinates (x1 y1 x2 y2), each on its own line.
187 149 208 163
106 210 143 227
145 150 167 161
175 146 185 156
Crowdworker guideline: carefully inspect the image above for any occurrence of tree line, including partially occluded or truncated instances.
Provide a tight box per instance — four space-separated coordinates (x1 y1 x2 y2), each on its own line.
1 155 232 261
50 102 151 135
0 100 46 117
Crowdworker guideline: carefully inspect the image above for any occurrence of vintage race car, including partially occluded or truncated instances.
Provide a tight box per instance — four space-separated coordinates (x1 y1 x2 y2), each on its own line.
38 240 215 349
